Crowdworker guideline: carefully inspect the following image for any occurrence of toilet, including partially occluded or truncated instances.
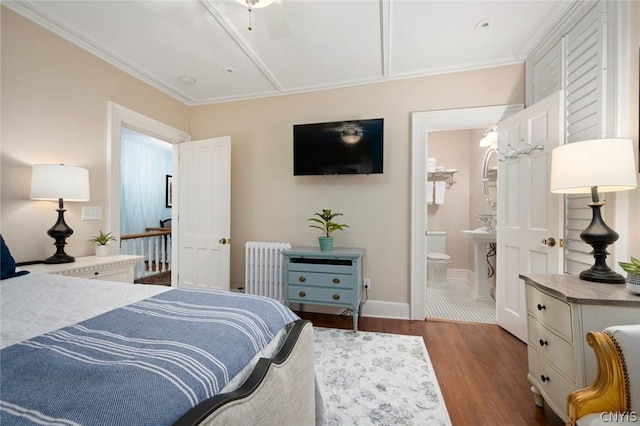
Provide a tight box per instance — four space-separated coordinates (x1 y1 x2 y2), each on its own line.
426 231 452 287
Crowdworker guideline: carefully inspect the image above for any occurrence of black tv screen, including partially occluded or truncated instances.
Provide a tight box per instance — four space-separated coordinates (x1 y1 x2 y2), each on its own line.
293 118 384 175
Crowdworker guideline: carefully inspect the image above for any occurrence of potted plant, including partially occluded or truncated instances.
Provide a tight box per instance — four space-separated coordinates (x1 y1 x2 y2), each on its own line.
308 209 348 252
89 231 117 257
619 257 640 294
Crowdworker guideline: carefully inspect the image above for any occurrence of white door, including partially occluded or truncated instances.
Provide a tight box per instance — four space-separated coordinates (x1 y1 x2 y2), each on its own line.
176 136 231 290
496 91 564 342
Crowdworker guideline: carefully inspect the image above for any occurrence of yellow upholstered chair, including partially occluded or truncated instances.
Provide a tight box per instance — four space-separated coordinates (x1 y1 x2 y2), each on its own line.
567 324 640 425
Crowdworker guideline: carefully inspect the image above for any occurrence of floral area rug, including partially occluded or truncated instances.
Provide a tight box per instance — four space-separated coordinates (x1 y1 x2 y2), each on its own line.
314 327 451 425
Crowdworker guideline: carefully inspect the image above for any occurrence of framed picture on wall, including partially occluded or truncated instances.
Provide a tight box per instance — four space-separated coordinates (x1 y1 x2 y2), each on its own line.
165 175 172 208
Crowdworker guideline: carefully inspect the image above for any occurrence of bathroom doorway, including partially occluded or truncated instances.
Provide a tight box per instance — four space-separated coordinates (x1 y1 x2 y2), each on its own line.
409 104 523 321
425 129 497 324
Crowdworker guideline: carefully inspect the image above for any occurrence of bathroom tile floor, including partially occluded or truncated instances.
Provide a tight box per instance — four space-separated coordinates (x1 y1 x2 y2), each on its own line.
426 278 497 324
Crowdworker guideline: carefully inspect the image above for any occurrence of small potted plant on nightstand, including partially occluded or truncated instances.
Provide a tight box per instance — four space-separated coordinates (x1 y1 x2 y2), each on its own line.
619 257 640 294
89 231 117 257
308 209 348 252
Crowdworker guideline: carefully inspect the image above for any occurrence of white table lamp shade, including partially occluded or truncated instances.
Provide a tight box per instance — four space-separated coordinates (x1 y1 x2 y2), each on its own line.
550 138 637 194
30 164 90 202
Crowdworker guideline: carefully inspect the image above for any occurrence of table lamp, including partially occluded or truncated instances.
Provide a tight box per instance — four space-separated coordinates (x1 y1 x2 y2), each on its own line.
550 138 638 283
30 164 90 264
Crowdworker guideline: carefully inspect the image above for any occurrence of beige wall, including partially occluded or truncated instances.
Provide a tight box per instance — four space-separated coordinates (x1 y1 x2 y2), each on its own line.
627 1 640 259
189 66 525 304
3 1 636 309
12 3 639 306
0 8 190 261
1 5 525 306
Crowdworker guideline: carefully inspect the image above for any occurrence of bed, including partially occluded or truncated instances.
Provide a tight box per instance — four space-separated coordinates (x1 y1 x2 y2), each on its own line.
1 243 322 425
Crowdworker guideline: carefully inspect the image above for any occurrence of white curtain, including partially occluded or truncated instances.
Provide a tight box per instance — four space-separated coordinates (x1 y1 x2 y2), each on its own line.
121 139 172 235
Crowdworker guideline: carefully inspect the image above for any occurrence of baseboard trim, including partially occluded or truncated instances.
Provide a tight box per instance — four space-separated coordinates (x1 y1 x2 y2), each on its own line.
447 268 473 281
361 300 411 320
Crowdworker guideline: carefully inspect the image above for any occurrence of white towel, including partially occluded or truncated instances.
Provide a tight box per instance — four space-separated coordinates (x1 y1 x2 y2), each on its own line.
435 181 446 204
426 181 434 204
427 158 437 173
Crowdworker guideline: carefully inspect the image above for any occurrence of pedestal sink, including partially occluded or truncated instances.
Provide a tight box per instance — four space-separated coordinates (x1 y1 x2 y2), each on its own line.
461 228 497 301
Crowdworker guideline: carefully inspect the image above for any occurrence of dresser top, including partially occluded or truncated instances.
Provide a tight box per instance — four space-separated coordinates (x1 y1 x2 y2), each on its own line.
23 255 144 274
520 273 640 307
283 247 365 258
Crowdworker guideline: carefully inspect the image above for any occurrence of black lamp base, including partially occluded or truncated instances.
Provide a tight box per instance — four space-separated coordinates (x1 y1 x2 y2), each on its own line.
44 206 75 264
579 269 625 284
579 201 624 284
44 252 75 264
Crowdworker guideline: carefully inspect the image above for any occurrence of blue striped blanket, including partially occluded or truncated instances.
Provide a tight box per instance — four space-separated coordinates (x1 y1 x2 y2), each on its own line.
0 289 299 425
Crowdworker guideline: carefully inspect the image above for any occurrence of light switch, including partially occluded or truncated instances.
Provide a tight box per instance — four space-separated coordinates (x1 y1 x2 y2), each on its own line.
82 206 102 221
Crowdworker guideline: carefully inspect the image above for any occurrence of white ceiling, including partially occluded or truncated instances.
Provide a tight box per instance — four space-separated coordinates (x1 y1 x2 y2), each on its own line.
6 0 573 106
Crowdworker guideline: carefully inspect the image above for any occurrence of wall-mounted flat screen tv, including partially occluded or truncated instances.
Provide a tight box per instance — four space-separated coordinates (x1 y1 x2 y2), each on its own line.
293 118 384 176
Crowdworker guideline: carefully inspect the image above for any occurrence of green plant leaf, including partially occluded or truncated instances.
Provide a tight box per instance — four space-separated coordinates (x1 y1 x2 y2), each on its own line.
307 209 348 237
89 230 117 245
619 261 640 275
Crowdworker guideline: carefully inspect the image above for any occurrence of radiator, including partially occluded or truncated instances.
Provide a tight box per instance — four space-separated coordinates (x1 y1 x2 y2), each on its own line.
244 241 291 301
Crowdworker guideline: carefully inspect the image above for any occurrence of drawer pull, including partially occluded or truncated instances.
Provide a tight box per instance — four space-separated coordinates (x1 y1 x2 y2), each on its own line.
332 294 340 300
537 304 546 311
540 375 550 382
299 291 306 298
298 276 306 283
332 278 340 284
94 272 99 276
539 339 548 347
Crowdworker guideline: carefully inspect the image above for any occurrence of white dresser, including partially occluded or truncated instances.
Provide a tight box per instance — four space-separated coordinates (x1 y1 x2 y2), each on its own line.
25 255 143 284
520 273 640 421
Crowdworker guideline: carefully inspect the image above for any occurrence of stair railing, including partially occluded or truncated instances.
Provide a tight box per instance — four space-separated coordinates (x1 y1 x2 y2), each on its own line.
120 230 171 280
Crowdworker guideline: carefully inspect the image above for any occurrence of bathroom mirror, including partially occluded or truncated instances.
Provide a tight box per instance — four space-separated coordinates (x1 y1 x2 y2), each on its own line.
482 148 498 210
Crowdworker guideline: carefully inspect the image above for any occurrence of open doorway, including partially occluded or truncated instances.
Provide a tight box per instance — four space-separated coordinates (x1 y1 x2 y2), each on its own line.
424 128 497 323
120 128 173 284
107 102 190 285
410 104 523 320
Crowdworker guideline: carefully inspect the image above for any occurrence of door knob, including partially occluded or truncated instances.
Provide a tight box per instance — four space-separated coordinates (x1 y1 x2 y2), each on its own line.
219 237 230 245
541 237 556 247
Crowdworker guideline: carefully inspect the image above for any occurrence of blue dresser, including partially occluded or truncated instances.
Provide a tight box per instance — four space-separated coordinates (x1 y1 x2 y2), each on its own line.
283 247 365 331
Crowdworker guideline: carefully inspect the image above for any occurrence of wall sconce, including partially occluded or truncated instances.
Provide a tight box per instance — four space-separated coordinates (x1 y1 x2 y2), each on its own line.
550 138 637 283
30 164 90 264
479 127 498 147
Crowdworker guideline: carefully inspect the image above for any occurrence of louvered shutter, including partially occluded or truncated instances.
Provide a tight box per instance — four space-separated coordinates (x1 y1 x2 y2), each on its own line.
563 5 606 275
526 2 609 275
528 41 563 105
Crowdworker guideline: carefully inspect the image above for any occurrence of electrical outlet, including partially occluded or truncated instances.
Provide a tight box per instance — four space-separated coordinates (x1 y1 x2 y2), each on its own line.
364 278 371 289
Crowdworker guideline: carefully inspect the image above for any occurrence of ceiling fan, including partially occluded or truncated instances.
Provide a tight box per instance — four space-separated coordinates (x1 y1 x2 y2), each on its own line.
234 0 290 40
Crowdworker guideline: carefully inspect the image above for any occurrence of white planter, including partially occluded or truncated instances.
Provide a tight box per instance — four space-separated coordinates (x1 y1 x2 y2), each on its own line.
626 274 640 295
95 245 110 257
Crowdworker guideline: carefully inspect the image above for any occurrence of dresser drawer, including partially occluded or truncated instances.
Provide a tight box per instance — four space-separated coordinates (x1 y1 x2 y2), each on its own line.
528 347 574 418
287 286 354 305
528 315 575 381
526 285 572 341
287 261 353 275
287 271 354 288
73 270 130 282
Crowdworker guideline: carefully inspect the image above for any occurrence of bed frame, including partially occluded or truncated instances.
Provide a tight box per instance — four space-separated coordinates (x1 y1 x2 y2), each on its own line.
173 319 317 426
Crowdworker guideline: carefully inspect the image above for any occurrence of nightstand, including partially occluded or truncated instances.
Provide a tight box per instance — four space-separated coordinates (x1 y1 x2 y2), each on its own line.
25 255 144 284
520 273 640 421
283 247 365 331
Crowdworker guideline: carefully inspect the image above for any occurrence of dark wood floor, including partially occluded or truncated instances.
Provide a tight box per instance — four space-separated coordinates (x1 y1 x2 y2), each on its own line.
296 312 565 426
